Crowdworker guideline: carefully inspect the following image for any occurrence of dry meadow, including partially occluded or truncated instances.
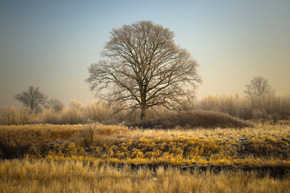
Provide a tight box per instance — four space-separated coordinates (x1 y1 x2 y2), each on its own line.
0 123 290 192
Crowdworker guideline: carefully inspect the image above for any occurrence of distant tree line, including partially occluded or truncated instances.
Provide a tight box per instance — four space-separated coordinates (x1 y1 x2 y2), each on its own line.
196 76 289 124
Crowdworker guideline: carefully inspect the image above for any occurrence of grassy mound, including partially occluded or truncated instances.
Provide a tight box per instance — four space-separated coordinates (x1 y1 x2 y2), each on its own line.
132 110 253 129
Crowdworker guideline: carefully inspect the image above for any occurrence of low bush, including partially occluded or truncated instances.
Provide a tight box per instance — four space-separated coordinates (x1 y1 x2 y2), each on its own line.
42 109 62 124
0 106 18 125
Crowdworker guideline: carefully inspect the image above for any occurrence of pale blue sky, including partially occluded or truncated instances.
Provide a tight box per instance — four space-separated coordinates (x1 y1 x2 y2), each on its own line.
0 0 290 107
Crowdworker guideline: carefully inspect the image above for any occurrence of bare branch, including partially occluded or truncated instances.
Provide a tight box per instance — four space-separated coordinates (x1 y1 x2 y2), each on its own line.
245 76 275 98
86 21 201 120
14 86 48 113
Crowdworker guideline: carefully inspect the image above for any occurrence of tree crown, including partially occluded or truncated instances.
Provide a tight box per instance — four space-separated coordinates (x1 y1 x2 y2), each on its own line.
87 21 201 119
244 76 275 98
15 86 47 113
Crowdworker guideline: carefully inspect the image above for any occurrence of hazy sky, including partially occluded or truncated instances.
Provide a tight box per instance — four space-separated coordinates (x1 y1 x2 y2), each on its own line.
0 0 290 108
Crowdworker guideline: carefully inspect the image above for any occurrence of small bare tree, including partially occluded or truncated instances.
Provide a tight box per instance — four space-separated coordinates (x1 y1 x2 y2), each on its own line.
244 76 275 98
87 21 201 120
15 86 47 113
46 98 64 112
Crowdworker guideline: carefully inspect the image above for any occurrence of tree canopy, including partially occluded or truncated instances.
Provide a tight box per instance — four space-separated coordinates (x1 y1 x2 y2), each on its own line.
15 86 47 113
244 76 275 98
87 21 201 119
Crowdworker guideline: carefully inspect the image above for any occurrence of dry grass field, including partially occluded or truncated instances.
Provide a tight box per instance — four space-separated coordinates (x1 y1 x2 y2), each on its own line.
1 159 290 193
0 123 290 192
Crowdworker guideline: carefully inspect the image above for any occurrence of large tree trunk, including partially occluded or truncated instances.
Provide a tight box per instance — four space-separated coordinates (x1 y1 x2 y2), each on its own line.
140 86 147 120
140 106 146 120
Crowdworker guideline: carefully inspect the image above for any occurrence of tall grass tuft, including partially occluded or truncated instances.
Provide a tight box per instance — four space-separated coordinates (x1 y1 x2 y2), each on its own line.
0 159 289 193
0 106 18 125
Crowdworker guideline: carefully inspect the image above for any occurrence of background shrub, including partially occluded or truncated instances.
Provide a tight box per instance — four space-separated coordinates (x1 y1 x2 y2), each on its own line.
0 106 18 125
132 110 253 129
83 100 112 123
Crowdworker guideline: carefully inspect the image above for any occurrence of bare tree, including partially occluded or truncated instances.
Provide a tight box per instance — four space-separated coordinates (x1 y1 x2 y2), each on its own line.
46 98 64 112
87 21 201 120
15 86 47 113
244 76 275 97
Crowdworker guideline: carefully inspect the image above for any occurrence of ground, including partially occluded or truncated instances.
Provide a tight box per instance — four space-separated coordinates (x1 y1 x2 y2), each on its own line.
0 124 290 192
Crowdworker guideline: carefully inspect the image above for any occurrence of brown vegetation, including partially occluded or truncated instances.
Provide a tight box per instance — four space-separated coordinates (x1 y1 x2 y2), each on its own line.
132 110 253 129
1 94 290 125
1 124 289 168
0 125 85 159
1 124 290 192
1 159 290 193
196 94 290 123
0 99 113 125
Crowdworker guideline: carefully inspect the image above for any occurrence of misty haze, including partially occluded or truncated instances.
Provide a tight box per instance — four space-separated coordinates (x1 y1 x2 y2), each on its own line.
0 1 290 192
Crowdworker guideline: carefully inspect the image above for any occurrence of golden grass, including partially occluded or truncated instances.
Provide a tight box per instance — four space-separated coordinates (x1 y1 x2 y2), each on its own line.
1 124 290 167
1 124 290 192
0 159 290 193
0 124 85 146
0 123 288 141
